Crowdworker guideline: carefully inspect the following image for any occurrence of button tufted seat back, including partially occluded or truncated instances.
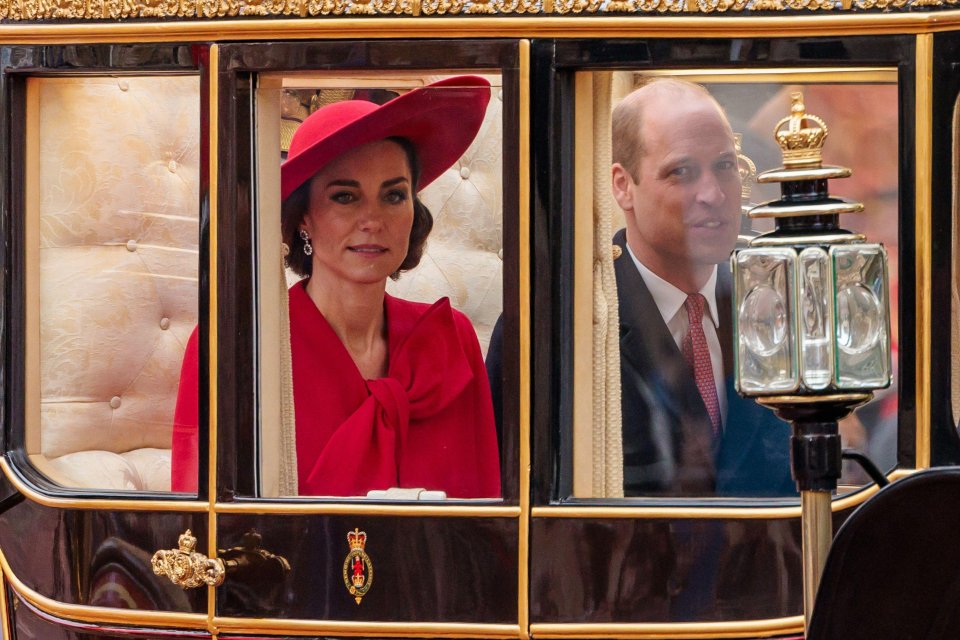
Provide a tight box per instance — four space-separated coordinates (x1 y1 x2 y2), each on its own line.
31 76 200 491
386 77 503 354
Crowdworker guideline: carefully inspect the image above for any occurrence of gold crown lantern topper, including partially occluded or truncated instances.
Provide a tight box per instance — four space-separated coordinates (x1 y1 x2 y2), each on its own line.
734 133 757 202
774 92 829 169
749 91 861 222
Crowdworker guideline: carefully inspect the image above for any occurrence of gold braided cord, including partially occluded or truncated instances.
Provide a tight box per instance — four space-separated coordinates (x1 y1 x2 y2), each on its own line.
591 72 624 499
279 249 300 497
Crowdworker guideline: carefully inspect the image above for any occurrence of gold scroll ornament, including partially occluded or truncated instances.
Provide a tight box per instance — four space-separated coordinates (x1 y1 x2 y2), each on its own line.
151 529 226 589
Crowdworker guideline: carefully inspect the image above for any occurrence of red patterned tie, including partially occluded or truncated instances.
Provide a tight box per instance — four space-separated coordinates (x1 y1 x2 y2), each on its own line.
682 294 721 436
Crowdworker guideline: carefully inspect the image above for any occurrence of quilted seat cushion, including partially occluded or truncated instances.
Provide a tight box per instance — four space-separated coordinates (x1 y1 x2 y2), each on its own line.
35 76 199 491
41 448 171 492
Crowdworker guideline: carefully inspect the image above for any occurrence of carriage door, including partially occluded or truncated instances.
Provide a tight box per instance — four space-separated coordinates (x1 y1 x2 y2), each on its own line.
206 40 526 638
528 36 918 638
0 44 214 637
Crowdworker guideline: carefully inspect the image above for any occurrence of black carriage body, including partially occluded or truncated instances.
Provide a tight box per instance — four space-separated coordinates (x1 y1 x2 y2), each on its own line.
0 17 954 640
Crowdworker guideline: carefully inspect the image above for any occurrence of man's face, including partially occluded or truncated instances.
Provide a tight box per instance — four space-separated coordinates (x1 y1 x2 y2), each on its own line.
612 95 741 287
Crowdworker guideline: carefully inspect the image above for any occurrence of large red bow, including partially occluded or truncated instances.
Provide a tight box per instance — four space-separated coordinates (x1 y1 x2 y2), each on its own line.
304 299 473 495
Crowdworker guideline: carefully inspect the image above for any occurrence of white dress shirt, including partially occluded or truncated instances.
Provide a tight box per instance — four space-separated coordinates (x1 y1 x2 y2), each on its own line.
626 245 728 423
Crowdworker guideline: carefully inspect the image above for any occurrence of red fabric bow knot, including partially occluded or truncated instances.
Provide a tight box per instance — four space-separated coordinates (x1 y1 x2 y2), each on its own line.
304 300 473 494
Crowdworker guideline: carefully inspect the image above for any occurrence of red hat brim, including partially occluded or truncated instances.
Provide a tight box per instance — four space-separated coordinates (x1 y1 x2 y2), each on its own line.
281 75 491 201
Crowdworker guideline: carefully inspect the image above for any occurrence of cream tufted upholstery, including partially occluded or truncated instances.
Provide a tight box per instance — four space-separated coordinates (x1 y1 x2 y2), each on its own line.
386 78 504 355
32 76 200 492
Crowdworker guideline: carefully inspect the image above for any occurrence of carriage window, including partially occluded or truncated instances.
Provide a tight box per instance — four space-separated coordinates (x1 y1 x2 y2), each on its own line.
254 73 505 499
25 75 200 492
573 69 899 499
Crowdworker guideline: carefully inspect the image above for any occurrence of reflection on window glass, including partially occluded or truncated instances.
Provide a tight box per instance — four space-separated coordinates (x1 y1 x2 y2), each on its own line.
32 76 200 492
576 71 899 498
954 96 960 433
248 74 504 500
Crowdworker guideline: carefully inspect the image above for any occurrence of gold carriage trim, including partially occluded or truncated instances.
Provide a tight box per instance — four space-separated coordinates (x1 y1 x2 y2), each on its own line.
1 0 959 21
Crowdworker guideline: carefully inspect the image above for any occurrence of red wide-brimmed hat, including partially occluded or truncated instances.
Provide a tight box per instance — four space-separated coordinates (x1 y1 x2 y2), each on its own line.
281 75 491 201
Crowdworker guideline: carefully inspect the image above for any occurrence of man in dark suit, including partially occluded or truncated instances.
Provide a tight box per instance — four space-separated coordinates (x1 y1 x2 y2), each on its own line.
610 79 793 497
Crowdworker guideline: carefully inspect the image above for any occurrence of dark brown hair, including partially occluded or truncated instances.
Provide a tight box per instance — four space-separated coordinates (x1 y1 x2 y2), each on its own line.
281 137 433 280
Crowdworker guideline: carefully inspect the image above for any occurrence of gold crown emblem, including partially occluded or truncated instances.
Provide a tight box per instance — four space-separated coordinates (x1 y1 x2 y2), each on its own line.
178 529 198 554
773 92 828 168
348 528 367 551
734 133 756 201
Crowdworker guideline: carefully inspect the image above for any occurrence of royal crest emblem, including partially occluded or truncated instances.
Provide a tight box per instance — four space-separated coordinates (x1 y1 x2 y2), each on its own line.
342 528 373 605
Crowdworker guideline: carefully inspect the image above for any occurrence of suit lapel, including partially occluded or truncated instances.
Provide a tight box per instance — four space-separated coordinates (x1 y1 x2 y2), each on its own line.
614 231 698 421
614 230 718 495
612 236 789 496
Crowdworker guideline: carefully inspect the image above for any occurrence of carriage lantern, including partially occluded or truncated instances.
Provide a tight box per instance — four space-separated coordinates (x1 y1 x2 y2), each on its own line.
731 92 893 627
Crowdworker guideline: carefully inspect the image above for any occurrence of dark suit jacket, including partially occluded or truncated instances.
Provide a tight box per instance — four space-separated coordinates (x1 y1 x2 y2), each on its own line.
614 229 795 497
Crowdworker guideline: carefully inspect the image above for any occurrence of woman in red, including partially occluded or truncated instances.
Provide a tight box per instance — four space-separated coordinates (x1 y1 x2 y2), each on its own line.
172 76 500 498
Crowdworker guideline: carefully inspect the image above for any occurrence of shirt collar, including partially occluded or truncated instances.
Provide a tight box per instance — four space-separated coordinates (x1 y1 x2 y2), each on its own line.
626 243 720 328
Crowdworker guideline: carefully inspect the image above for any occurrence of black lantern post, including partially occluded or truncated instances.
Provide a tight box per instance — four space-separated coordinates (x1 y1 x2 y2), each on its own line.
731 92 893 628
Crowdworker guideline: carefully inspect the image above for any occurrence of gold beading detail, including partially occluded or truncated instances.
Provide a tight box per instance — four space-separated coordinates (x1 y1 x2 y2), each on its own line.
697 0 751 12
854 0 910 8
0 0 951 22
419 0 463 13
553 0 602 13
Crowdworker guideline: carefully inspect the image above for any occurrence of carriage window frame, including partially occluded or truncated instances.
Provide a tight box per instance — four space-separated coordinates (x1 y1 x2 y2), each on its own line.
212 41 524 506
529 36 920 508
568 67 903 503
0 44 209 501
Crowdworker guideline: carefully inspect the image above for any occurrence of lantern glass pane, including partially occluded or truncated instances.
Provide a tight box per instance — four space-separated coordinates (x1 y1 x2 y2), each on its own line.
799 247 834 390
832 244 892 389
734 248 798 393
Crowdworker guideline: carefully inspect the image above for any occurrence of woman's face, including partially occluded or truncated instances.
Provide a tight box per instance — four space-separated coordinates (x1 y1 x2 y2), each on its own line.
300 139 415 287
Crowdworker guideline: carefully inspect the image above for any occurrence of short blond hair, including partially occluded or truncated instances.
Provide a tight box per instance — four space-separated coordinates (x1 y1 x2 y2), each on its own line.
611 78 721 182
